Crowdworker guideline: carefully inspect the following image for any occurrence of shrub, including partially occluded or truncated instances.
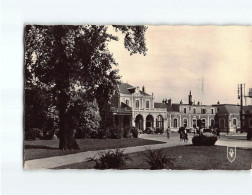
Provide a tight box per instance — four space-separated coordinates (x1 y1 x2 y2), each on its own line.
42 119 56 140
75 126 91 139
131 127 139 138
123 127 133 138
247 128 252 140
192 134 218 146
87 149 131 169
109 126 123 139
97 128 110 139
90 130 98 139
144 148 174 170
25 128 43 140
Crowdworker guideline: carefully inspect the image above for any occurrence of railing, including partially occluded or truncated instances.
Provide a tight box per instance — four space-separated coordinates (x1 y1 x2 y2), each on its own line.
133 108 166 112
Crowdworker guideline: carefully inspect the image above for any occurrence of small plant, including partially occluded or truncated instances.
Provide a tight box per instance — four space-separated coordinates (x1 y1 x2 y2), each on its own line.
192 134 218 146
87 149 131 169
144 148 174 170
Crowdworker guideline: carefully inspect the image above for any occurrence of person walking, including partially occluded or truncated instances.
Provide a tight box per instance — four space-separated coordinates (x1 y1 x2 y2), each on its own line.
166 126 170 139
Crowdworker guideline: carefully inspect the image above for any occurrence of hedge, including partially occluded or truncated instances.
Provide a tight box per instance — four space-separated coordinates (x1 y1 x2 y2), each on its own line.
192 134 218 146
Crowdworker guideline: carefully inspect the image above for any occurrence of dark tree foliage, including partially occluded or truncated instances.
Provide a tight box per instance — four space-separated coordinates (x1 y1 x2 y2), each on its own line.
25 25 147 150
24 85 51 130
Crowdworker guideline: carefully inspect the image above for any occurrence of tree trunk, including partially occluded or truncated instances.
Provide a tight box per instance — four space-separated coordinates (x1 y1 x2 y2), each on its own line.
53 25 80 150
57 89 80 150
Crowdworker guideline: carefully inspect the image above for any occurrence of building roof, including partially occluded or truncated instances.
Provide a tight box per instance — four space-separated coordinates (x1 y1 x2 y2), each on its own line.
213 104 252 114
172 103 215 107
154 102 178 112
223 105 240 113
244 105 252 114
154 102 167 109
118 83 151 96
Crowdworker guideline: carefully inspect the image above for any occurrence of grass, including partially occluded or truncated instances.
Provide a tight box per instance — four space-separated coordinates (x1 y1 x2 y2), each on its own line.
55 145 252 170
24 138 165 161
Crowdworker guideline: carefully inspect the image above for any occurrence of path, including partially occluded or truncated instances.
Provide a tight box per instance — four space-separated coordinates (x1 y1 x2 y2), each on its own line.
24 134 188 169
24 133 252 169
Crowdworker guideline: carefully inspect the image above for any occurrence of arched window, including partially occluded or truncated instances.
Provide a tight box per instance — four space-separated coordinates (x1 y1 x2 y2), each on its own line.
173 118 178 128
136 100 139 108
211 108 214 114
220 118 225 129
156 115 164 129
146 101 149 108
201 119 206 128
192 119 197 128
125 99 129 105
183 118 188 127
233 118 237 126
210 119 215 127
193 108 196 114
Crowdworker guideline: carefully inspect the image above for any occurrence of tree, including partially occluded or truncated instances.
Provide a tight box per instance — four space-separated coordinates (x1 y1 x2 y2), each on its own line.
25 85 49 130
25 25 147 150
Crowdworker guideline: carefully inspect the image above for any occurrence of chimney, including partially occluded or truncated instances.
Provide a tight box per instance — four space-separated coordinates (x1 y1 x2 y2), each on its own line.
217 101 220 104
197 101 200 105
142 86 145 93
180 100 183 104
168 98 172 106
188 90 192 105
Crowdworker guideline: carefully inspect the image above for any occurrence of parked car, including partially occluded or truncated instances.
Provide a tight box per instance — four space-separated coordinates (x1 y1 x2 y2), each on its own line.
187 127 196 134
137 128 143 134
203 128 211 133
155 127 164 134
144 127 155 134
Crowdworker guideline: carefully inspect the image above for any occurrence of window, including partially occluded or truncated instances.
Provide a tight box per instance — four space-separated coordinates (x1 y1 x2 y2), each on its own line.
201 119 206 128
233 118 237 126
192 119 197 128
211 108 214 114
201 108 206 114
220 119 225 128
146 101 149 108
184 107 187 113
173 118 178 128
193 108 196 114
136 100 139 108
210 119 215 127
125 99 129 105
183 118 188 127
156 115 164 129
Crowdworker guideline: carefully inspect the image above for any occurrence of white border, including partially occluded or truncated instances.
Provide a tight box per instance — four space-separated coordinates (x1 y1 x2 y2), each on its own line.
1 0 252 195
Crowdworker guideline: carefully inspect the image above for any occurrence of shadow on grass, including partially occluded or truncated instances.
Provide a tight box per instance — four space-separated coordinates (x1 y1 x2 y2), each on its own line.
25 145 58 150
227 137 247 141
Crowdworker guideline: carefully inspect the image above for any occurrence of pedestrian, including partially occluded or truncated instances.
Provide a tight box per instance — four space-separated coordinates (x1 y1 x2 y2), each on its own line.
217 128 220 138
166 126 170 139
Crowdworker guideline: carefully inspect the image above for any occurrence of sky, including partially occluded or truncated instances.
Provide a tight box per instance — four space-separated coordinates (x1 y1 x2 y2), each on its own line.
108 26 252 105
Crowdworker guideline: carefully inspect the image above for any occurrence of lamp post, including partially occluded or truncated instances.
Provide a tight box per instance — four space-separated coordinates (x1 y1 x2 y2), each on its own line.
238 84 252 139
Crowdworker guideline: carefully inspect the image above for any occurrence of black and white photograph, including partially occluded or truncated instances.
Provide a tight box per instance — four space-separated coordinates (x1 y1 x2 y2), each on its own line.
2 1 252 195
23 25 252 170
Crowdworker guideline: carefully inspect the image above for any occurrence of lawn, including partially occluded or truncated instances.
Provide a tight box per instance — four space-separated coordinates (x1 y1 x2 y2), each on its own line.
55 145 252 170
24 138 165 161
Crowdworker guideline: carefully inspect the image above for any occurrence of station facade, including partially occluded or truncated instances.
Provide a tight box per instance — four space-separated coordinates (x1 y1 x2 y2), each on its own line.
111 83 217 132
111 83 252 133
